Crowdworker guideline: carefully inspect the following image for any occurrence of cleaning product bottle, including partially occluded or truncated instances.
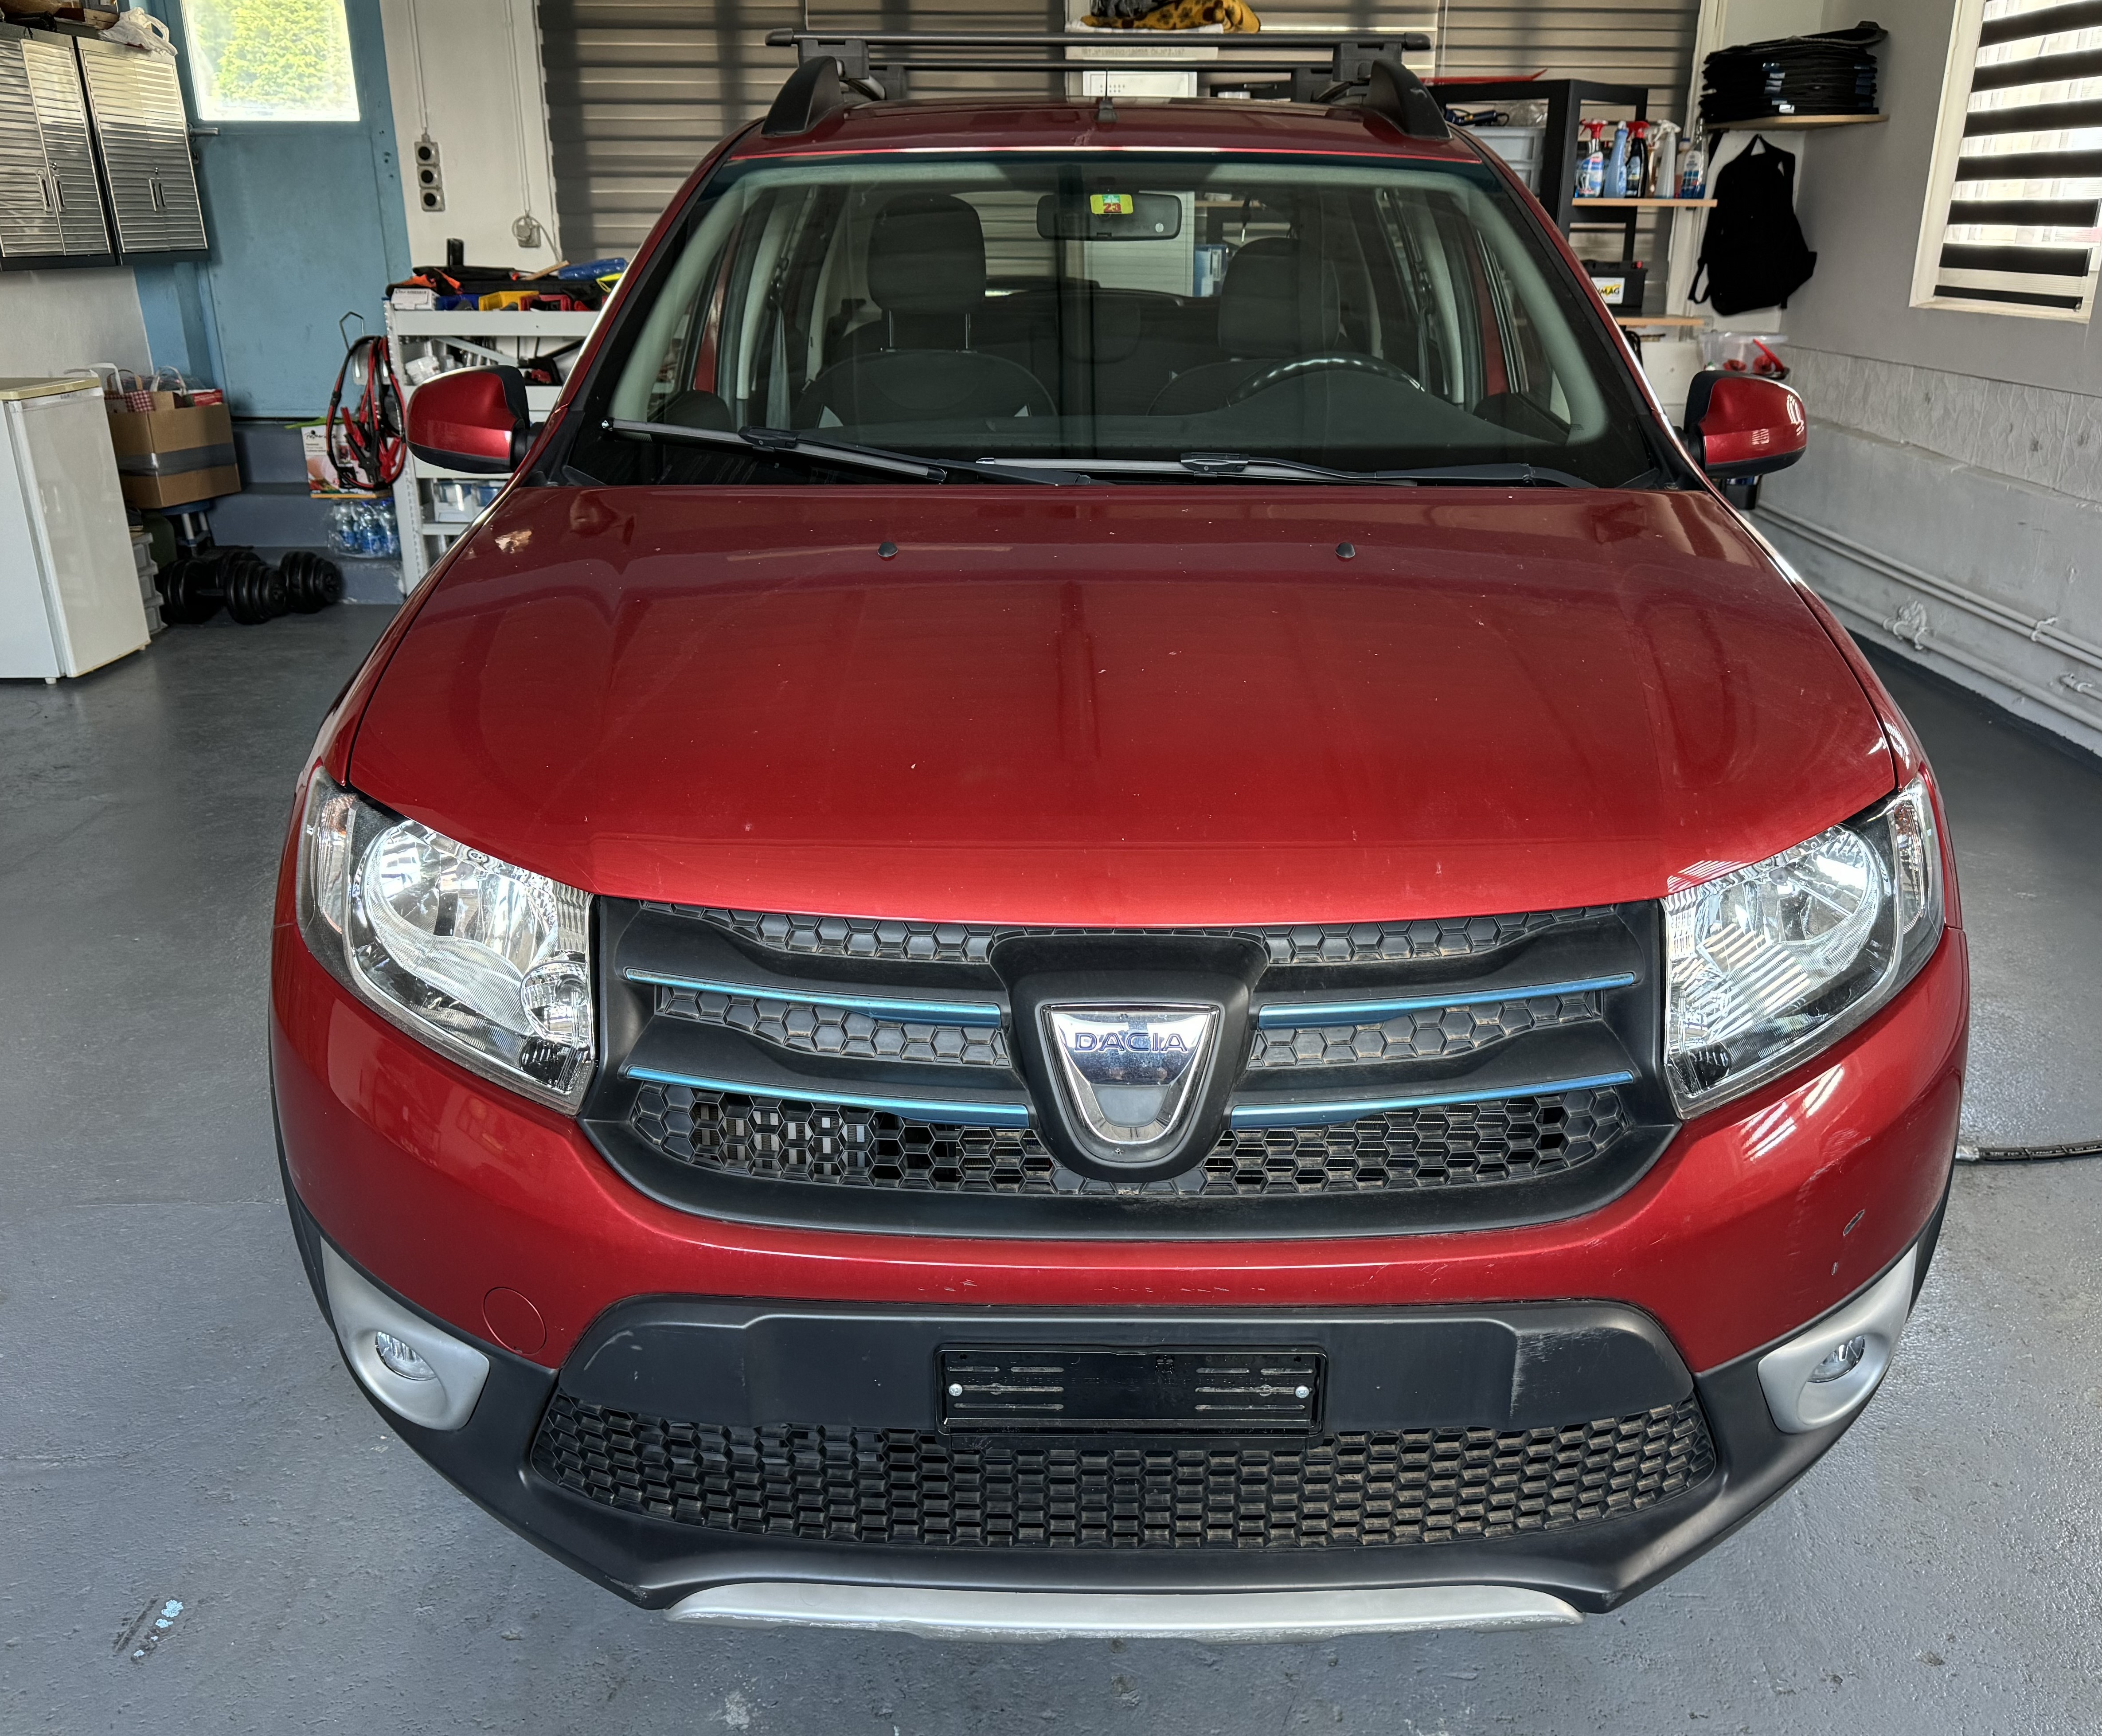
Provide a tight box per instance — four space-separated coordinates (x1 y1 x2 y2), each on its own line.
1627 121 1649 199
1605 121 1631 199
1652 121 1679 206
1575 123 1598 198
1678 133 1706 199
1582 123 1606 198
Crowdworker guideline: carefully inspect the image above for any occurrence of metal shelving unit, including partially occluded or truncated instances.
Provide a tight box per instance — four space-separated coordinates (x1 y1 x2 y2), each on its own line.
386 305 598 589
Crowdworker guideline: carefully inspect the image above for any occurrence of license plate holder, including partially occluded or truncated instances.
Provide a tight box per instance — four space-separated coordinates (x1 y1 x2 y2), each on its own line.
940 1346 1323 1432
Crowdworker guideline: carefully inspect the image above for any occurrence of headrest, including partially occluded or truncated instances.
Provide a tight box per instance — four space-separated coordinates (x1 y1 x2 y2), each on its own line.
867 194 987 315
1217 237 1340 357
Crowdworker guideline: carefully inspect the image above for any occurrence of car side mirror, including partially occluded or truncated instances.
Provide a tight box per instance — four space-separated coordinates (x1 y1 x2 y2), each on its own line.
1683 370 1806 482
406 366 532 474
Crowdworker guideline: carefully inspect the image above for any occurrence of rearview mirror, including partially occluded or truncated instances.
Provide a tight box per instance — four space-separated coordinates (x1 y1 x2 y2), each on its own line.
1683 371 1806 482
406 366 532 475
1036 190 1184 241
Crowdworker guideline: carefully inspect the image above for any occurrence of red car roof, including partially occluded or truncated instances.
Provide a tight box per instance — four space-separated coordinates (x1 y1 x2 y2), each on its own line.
728 96 1487 163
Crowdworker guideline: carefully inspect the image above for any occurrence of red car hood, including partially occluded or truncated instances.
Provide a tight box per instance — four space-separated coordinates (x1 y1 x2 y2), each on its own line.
350 486 1894 925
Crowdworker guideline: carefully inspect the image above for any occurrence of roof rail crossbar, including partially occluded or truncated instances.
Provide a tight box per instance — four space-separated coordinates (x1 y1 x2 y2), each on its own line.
756 31 1446 135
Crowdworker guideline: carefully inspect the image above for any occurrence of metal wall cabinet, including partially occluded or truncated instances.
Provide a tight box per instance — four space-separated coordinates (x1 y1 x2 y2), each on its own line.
0 21 113 269
75 35 205 259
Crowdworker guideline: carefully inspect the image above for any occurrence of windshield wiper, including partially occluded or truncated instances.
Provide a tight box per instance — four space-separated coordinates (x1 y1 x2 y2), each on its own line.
605 419 1085 485
1367 461 1595 488
1019 453 1594 487
1180 453 1597 487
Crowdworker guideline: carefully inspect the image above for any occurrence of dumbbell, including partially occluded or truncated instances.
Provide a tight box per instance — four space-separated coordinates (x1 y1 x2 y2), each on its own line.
278 549 344 613
154 546 286 626
156 554 223 625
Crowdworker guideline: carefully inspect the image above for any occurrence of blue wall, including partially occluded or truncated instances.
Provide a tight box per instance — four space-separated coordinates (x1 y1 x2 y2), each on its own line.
135 0 412 417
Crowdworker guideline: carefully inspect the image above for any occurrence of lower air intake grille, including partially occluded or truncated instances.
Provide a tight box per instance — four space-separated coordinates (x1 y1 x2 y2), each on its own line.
627 1083 1629 1196
533 1395 1715 1549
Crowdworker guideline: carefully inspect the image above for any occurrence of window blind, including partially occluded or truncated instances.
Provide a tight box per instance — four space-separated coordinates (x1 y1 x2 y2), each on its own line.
1922 0 2102 318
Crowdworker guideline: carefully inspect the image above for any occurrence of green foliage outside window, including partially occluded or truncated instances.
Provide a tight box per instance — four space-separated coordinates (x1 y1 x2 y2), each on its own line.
183 0 359 121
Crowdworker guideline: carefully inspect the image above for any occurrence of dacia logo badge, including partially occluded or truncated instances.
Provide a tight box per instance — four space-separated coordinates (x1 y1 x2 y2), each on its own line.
1039 1003 1220 1162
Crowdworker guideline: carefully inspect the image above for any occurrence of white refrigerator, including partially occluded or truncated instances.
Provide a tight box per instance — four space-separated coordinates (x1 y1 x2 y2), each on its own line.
0 376 150 680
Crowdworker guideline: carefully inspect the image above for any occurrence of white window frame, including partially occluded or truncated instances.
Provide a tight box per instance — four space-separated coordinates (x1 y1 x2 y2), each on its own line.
1911 0 2102 322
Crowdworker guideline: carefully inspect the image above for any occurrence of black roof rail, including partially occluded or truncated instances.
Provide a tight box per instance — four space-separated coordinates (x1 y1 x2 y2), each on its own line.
1364 55 1450 140
762 56 849 137
757 29 1443 129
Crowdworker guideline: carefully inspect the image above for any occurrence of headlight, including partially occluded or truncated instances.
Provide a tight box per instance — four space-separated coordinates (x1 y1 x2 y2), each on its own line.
1665 774 1943 1115
296 769 594 1111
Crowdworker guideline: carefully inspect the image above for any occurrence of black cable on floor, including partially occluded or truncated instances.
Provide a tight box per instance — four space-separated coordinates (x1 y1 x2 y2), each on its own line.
1957 1138 2102 1163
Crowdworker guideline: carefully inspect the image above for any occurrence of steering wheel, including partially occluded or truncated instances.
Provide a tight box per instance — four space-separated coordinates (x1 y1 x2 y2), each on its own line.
1229 352 1421 403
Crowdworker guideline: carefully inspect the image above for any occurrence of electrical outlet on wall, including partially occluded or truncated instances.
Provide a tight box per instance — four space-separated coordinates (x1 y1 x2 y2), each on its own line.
414 133 445 213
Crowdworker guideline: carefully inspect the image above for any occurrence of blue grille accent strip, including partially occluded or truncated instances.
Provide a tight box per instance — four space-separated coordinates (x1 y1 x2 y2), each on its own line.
1250 973 1636 1030
1228 1070 1639 1130
624 1066 1032 1128
626 970 1005 1028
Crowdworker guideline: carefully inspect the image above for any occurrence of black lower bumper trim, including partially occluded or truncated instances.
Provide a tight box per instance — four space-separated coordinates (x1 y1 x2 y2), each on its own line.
278 1156 1951 1613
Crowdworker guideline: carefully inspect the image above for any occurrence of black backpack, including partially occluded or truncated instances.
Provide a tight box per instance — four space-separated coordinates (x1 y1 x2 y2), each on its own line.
1692 136 1817 315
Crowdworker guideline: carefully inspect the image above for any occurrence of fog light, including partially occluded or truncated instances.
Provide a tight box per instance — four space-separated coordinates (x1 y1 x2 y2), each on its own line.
1808 1334 1867 1384
1756 1246 1917 1434
319 1241 491 1431
374 1331 438 1381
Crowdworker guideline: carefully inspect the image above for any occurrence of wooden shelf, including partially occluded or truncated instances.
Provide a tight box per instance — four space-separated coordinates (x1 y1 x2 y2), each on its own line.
1708 112 1884 130
1614 313 1706 328
1574 198 1716 208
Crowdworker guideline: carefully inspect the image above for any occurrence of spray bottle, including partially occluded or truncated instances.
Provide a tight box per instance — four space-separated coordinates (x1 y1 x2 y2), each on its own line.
1651 121 1680 205
1577 123 1604 199
1678 132 1707 199
1604 121 1631 199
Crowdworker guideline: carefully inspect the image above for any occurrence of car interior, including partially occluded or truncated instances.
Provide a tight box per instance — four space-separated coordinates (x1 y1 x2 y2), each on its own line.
590 157 1651 482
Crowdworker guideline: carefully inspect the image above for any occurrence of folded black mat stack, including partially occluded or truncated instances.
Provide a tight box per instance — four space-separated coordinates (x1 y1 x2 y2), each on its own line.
1700 21 1885 125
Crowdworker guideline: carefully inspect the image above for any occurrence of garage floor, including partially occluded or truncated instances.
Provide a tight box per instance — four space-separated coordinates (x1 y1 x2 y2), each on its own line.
4 609 2100 1734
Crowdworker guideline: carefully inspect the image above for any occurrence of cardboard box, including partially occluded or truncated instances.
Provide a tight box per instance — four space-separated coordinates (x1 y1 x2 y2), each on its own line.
105 401 240 509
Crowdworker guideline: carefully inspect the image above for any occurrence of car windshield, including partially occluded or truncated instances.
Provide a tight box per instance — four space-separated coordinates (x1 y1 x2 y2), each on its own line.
562 147 1668 488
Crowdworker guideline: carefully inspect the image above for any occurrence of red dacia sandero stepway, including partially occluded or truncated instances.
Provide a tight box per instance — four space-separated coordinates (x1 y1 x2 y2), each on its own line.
271 38 1965 1641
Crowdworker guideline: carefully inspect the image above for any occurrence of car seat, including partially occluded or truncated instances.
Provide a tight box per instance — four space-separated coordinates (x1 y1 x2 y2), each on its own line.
1149 237 1346 415
795 193 1054 427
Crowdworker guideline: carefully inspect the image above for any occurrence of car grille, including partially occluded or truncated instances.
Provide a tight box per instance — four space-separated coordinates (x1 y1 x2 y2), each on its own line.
628 1081 1631 1196
591 898 1669 1231
1247 990 1602 1070
532 1393 1715 1550
677 904 1619 969
654 982 1011 1069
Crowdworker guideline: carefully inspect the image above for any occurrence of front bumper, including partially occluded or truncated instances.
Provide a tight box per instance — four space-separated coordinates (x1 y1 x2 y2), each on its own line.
283 1173 1946 1615
272 919 1965 1616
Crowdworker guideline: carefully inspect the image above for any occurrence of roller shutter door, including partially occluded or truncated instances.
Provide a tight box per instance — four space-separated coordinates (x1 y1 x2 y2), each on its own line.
538 0 1694 262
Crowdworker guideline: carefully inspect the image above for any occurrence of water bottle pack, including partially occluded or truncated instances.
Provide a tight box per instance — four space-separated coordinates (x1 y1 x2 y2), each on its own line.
328 499 401 559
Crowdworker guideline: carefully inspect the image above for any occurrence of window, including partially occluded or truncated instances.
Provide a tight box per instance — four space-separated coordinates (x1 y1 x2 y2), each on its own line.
566 151 1663 489
1913 0 2102 320
180 0 358 123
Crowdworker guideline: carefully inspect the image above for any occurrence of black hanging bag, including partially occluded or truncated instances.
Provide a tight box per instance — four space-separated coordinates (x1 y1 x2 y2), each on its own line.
1691 136 1817 315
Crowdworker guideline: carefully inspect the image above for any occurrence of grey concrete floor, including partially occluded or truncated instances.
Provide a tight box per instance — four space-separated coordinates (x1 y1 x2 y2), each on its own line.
3 612 2100 1734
